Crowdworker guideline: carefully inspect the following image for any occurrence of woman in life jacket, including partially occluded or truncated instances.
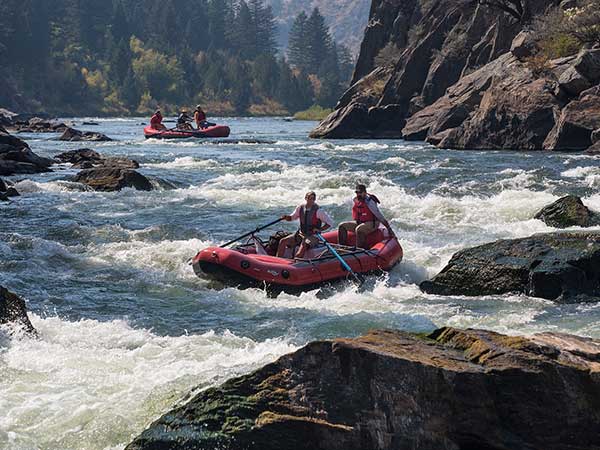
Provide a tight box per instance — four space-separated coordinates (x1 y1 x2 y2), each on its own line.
276 191 334 259
338 184 396 249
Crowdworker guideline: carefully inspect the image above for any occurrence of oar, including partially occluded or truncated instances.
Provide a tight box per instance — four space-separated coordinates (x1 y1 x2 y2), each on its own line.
220 218 285 248
315 233 365 286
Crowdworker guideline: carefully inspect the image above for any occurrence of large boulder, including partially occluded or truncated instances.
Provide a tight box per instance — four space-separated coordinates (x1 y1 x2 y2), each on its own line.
420 232 600 301
0 286 36 334
125 327 600 450
534 195 600 228
0 128 54 175
543 87 600 150
74 168 152 191
59 127 113 142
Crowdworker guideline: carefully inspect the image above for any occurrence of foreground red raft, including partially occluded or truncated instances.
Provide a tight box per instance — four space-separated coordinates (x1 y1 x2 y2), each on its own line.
144 125 230 139
192 227 403 293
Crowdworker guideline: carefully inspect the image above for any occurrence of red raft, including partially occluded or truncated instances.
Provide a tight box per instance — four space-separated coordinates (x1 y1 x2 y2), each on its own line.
192 227 403 293
144 125 230 139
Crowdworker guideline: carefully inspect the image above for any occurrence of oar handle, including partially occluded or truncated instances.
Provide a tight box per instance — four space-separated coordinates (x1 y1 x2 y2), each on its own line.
220 217 285 248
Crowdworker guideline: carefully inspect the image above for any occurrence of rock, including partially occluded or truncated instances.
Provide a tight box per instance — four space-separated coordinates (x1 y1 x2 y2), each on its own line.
55 148 139 169
55 148 103 164
5 187 19 197
59 127 113 142
438 58 561 150
572 48 600 82
534 195 600 228
0 128 54 175
420 232 600 301
510 31 536 60
309 103 372 139
125 327 600 450
558 66 592 97
82 121 99 126
0 108 18 127
0 286 36 334
543 88 600 150
74 168 152 191
0 177 6 192
14 117 69 133
592 128 600 144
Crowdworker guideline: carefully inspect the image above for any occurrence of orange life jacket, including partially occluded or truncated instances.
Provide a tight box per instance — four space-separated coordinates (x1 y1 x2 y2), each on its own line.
352 195 380 224
299 204 321 235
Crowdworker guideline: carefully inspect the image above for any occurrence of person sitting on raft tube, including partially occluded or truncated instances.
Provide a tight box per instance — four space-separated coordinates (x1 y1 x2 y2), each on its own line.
194 105 215 129
277 191 334 259
338 184 396 249
177 110 194 130
150 110 167 131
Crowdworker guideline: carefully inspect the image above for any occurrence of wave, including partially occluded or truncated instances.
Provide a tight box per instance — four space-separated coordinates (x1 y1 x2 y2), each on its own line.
0 315 296 450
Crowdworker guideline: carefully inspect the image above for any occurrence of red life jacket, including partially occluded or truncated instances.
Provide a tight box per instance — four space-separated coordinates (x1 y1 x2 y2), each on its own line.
299 204 321 235
352 194 380 224
150 114 162 128
195 110 206 124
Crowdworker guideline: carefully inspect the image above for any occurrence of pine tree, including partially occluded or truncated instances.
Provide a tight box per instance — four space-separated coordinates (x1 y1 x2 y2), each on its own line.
287 11 308 71
305 8 333 73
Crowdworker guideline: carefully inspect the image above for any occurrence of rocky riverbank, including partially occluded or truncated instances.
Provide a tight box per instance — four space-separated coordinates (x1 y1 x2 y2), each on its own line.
126 326 600 450
311 0 600 151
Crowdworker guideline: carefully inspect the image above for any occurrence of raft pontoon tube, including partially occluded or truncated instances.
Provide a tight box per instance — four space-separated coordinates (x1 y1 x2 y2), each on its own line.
192 228 403 293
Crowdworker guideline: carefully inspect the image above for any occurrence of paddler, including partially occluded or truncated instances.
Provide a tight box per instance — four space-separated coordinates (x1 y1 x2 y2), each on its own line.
338 184 395 249
150 110 167 131
194 105 215 129
276 191 334 258
177 110 193 130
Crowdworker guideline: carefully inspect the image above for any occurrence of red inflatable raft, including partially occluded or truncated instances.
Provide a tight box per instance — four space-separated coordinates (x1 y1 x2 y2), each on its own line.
144 125 230 139
192 227 403 294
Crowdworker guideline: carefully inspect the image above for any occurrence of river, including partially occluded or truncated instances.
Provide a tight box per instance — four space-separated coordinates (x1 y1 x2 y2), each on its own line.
1 117 600 449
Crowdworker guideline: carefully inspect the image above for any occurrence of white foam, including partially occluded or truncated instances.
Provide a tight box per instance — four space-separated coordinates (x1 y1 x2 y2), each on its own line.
0 316 296 450
561 166 600 187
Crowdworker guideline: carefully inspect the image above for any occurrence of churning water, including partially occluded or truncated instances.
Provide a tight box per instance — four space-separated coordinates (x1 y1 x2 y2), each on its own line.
1 117 600 449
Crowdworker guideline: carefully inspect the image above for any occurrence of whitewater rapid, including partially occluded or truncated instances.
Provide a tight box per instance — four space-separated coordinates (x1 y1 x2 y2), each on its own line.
1 117 600 449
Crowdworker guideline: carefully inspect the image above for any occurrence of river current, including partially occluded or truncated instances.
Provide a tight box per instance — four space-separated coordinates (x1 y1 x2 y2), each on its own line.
1 117 600 449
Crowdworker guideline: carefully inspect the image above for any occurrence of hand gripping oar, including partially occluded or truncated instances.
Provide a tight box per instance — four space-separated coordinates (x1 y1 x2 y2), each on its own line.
315 233 365 286
220 218 285 248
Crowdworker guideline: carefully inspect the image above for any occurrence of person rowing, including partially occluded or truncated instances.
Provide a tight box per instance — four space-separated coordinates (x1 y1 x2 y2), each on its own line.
176 110 194 131
276 191 334 259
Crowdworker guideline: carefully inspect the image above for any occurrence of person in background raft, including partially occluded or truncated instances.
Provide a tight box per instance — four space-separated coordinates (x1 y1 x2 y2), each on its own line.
276 191 334 259
150 110 167 131
177 110 194 130
194 105 216 129
338 184 396 249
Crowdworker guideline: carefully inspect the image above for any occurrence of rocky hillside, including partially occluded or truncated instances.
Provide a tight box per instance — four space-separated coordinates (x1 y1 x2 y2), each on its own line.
267 0 370 55
311 0 600 152
126 327 600 450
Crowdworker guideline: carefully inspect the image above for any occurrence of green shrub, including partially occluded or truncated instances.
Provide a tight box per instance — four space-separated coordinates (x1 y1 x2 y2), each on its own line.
293 105 333 120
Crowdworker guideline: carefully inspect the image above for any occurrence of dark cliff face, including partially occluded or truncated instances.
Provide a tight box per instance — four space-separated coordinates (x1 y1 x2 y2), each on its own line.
311 0 600 151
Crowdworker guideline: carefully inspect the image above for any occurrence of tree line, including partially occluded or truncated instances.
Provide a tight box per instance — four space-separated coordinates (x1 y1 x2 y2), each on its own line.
0 0 354 116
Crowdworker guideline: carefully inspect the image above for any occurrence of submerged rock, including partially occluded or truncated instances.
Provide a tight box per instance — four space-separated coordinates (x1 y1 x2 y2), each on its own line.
126 327 600 450
55 148 139 169
535 195 600 228
420 232 600 301
74 168 152 191
0 286 36 334
59 127 113 142
0 178 19 200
